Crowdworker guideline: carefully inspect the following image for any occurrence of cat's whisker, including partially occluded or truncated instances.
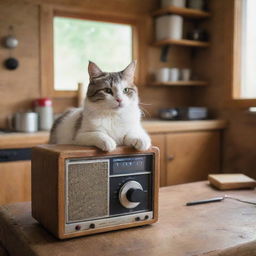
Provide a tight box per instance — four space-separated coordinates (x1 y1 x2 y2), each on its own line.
140 105 151 119
139 102 152 106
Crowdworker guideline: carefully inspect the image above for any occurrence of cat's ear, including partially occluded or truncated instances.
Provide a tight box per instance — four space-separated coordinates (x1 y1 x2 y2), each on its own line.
88 61 104 80
122 60 137 82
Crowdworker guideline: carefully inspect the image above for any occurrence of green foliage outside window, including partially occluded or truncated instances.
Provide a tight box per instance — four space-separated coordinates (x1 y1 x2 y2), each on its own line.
54 17 132 91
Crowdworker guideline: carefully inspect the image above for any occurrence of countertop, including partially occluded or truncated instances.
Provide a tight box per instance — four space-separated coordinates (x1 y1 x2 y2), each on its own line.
0 181 255 256
143 119 227 133
0 119 227 149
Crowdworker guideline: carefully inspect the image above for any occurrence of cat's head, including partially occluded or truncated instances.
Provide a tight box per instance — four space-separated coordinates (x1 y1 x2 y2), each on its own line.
86 61 139 111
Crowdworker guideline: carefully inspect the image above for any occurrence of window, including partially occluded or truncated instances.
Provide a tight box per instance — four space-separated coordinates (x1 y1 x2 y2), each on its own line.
237 0 256 99
53 17 133 91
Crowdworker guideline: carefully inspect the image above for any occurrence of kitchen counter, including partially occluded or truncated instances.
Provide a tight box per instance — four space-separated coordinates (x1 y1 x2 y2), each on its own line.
0 131 49 149
143 119 227 134
0 120 227 149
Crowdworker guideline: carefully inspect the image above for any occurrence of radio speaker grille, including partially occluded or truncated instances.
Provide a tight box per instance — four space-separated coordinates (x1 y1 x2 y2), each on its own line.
66 161 109 223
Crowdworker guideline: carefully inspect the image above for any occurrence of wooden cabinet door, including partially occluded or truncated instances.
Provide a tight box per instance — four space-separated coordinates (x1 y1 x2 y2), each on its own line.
150 134 166 187
166 131 220 185
0 161 31 205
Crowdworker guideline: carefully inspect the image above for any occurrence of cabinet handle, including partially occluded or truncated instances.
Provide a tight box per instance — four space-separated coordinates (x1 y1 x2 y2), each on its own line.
167 155 175 161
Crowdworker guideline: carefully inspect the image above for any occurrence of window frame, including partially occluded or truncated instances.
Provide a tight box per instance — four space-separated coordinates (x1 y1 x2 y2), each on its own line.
231 0 256 107
40 5 140 98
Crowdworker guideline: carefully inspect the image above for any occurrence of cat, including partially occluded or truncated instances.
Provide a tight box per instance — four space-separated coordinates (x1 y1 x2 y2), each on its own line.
49 61 151 152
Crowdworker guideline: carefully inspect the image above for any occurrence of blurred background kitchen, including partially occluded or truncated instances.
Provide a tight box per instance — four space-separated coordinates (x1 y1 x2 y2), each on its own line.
1 0 256 205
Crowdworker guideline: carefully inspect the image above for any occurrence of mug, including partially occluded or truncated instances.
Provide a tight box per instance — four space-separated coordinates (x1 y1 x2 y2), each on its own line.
180 69 191 81
161 0 186 8
13 112 38 133
169 68 180 82
187 0 205 10
155 68 170 83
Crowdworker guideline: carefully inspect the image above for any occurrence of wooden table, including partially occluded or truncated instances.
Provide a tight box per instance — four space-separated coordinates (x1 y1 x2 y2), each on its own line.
0 181 256 256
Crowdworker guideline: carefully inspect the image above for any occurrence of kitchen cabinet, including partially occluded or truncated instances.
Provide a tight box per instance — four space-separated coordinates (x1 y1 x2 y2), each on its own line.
166 131 220 185
150 131 221 186
0 161 31 205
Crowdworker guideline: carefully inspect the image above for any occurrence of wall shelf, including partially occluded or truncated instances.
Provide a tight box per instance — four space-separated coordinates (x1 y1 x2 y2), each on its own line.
151 81 208 87
152 6 211 19
154 39 209 48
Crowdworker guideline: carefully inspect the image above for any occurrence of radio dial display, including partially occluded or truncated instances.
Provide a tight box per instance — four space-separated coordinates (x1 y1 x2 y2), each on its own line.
112 157 146 174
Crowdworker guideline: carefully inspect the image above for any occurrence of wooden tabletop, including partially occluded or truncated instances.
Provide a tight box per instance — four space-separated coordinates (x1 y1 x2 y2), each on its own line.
1 181 255 256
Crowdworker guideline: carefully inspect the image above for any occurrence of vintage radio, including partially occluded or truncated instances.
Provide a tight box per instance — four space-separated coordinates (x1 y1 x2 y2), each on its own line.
31 145 159 239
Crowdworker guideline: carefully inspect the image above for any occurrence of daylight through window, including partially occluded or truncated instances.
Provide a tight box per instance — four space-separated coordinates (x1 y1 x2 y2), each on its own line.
240 0 256 98
53 17 133 91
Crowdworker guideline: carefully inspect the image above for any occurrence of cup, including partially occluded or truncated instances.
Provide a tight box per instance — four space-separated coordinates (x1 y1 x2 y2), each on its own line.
169 68 180 82
155 68 170 83
161 0 186 8
13 112 38 133
180 69 191 81
187 0 205 10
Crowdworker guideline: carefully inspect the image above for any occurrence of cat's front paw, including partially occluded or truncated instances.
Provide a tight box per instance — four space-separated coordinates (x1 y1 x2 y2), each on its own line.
124 136 151 151
98 137 117 152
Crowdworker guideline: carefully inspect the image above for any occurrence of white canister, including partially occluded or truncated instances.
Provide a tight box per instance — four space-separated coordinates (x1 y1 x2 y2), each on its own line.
155 15 183 41
169 68 180 82
35 98 54 131
161 0 186 8
14 112 38 133
155 68 170 83
180 68 192 81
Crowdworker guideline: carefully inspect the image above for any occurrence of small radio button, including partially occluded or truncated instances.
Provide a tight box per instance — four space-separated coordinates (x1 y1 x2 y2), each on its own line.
89 223 95 229
75 225 81 231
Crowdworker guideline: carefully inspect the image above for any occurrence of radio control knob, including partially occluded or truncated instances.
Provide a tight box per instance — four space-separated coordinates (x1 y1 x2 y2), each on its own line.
126 188 147 203
119 181 144 209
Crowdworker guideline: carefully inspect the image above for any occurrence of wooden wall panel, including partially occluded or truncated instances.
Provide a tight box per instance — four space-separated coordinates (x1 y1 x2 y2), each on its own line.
0 0 40 128
0 0 193 128
192 0 256 179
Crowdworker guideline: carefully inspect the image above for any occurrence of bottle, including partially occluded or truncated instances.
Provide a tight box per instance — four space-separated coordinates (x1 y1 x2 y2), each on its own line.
34 98 53 131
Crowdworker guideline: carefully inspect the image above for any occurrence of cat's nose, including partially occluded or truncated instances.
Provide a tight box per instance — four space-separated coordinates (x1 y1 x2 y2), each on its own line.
116 98 122 103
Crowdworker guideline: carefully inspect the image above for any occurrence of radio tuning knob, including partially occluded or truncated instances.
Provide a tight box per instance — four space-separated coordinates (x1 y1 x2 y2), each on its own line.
126 188 147 203
119 181 144 209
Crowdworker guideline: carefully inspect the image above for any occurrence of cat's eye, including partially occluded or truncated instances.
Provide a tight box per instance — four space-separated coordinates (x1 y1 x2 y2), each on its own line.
104 88 112 94
123 88 130 93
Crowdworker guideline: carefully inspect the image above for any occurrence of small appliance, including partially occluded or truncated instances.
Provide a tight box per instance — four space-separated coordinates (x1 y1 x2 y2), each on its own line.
159 107 208 120
32 145 159 239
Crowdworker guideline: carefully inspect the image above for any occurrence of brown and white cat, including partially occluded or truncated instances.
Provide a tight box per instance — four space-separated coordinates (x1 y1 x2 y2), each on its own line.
49 61 151 152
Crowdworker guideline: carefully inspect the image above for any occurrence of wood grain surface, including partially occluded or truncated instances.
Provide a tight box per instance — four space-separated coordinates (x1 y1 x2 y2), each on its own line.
208 174 256 190
143 119 227 134
0 0 194 127
166 131 220 185
151 6 211 19
1 181 256 256
0 161 31 205
0 132 49 149
191 0 256 181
